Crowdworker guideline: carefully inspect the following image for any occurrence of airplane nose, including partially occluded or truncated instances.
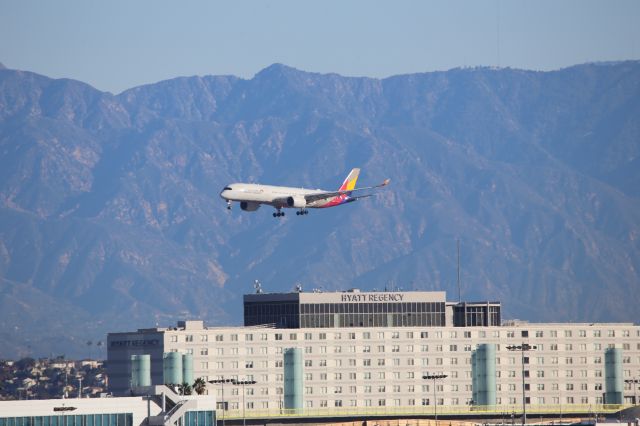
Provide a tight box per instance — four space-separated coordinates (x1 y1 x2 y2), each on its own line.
219 189 228 199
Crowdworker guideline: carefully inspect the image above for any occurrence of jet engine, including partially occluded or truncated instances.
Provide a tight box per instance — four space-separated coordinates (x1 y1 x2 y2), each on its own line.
240 201 260 212
286 196 307 208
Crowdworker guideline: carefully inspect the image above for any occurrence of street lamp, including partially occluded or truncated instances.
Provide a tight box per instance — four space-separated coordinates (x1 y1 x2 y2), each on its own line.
624 378 640 405
53 405 76 426
231 379 256 426
506 344 537 426
209 378 233 426
423 374 448 425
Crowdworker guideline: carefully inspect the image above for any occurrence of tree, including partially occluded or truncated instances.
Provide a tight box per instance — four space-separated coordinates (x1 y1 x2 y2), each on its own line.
178 382 192 396
192 377 206 395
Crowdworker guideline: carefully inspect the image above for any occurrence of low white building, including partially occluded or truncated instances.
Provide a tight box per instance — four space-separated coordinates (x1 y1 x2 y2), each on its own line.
0 387 215 426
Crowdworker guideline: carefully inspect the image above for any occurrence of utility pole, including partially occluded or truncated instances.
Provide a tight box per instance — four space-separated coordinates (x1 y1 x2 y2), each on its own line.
229 379 256 426
423 374 448 426
209 378 233 426
506 344 536 426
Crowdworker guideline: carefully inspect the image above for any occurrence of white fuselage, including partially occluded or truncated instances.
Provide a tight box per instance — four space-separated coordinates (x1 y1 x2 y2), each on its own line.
219 183 339 208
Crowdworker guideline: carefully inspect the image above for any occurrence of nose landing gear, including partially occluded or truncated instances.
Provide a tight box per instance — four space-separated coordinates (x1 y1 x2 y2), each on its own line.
226 200 232 210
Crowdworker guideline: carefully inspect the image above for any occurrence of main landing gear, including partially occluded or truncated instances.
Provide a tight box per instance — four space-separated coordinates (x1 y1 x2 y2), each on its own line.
273 210 285 218
296 210 309 216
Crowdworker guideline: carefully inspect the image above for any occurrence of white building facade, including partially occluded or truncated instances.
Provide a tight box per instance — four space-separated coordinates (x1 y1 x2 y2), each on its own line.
107 291 640 414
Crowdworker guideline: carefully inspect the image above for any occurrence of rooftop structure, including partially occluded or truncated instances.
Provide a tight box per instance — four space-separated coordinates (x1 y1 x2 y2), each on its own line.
243 289 500 328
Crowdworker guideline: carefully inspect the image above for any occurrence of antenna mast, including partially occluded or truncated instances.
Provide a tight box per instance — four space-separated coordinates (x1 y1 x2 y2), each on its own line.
457 239 461 302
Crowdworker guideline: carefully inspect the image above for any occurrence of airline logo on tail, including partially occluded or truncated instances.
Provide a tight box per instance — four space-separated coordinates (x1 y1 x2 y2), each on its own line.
339 168 360 192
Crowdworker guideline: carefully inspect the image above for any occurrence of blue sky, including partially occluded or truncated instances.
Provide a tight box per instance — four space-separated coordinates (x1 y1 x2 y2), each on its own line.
1 0 639 94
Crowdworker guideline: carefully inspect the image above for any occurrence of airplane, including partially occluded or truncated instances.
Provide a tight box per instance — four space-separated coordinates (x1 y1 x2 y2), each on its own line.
219 168 390 218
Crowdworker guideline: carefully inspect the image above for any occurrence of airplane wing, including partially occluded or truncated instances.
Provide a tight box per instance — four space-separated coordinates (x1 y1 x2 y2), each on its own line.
304 178 390 204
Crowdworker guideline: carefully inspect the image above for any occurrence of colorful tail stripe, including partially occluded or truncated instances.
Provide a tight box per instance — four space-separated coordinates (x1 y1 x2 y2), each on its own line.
339 168 360 191
318 168 361 208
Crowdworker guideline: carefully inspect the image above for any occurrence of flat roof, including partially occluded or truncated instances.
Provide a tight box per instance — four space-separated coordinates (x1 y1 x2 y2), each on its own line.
244 290 447 304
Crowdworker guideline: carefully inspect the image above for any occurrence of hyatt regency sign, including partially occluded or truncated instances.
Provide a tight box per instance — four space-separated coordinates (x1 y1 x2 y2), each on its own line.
298 290 446 304
110 339 160 348
341 293 404 302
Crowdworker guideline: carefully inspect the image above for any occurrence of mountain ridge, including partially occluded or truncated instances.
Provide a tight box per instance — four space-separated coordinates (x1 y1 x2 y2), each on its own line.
0 62 639 358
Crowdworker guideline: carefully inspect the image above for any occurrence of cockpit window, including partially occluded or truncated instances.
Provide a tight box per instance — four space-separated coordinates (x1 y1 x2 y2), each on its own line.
223 186 232 190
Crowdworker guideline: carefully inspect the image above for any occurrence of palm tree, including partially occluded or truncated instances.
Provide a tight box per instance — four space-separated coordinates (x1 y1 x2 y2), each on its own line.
178 382 192 396
192 377 206 395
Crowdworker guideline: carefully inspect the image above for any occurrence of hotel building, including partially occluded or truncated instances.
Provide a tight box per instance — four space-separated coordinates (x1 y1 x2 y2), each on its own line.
107 290 640 413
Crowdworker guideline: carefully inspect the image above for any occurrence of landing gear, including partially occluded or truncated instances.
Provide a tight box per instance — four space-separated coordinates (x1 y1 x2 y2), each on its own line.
296 209 309 216
273 210 285 218
226 200 232 210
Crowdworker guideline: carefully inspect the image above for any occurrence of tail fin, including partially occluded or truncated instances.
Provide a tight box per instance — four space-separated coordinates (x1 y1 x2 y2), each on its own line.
338 168 360 191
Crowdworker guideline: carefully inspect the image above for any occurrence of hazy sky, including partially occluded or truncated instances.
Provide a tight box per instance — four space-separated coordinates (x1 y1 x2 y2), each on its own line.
1 0 639 94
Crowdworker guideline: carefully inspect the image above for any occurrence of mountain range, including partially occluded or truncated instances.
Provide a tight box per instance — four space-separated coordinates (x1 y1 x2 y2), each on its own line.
0 61 639 358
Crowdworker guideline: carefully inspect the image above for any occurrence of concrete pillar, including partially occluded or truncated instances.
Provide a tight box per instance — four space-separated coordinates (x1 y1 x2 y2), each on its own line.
605 347 623 404
284 348 303 413
163 352 183 385
472 343 497 406
131 354 151 387
182 353 194 385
